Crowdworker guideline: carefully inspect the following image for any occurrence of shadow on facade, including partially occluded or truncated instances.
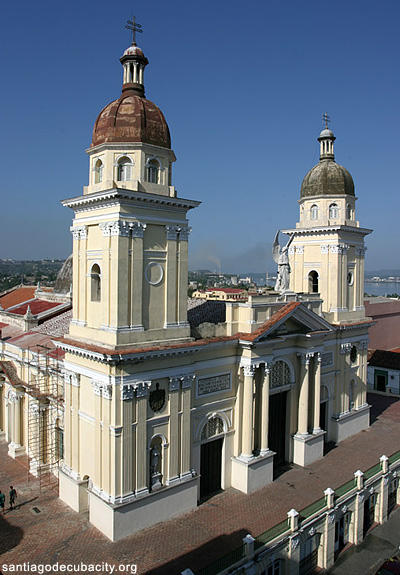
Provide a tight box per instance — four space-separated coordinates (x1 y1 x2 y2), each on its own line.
146 529 250 575
0 512 23 554
368 392 399 424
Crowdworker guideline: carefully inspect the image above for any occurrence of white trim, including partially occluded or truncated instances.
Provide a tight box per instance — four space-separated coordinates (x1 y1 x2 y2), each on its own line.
78 410 95 424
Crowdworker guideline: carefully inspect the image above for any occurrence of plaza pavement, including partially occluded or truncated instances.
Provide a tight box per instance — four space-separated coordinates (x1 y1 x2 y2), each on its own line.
0 393 400 575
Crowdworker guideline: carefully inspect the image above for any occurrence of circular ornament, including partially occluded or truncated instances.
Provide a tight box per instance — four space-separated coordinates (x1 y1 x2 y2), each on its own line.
145 262 164 286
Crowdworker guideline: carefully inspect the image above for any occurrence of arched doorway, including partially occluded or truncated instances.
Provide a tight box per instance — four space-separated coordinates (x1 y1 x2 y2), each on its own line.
200 416 224 499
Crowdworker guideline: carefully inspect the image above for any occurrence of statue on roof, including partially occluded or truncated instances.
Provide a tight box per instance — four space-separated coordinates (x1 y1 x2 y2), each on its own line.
272 231 294 293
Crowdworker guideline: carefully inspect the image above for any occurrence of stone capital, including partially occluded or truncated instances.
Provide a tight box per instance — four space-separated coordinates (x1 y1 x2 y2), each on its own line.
179 226 191 241
134 380 152 398
340 343 352 355
181 373 195 389
130 221 146 238
169 376 181 391
242 364 256 378
166 225 180 240
71 225 88 240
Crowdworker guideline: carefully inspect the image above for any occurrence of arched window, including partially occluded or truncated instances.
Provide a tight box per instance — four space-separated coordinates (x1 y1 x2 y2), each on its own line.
308 270 319 293
201 416 224 441
117 156 133 181
149 435 163 491
346 204 352 219
329 203 339 219
310 204 319 220
91 264 101 302
94 159 103 184
146 158 160 184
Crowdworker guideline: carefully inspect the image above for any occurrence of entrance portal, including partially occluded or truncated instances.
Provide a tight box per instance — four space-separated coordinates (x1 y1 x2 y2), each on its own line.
200 437 223 499
269 391 287 469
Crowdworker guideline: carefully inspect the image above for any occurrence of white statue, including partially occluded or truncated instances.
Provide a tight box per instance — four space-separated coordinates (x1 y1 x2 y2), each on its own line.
272 231 294 293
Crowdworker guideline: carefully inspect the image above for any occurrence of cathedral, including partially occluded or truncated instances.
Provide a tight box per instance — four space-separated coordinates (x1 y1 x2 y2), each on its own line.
0 29 372 542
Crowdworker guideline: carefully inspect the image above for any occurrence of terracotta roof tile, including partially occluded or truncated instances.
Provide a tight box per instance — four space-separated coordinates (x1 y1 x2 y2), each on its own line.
9 299 62 316
0 286 36 310
238 302 302 342
56 302 305 357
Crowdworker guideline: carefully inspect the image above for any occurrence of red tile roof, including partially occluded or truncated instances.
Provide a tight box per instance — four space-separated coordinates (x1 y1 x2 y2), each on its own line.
56 302 306 357
9 299 61 316
206 288 245 294
238 302 301 341
0 286 36 310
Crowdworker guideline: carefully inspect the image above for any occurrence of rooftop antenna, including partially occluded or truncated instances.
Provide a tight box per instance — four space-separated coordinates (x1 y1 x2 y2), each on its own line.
322 112 330 129
125 16 143 46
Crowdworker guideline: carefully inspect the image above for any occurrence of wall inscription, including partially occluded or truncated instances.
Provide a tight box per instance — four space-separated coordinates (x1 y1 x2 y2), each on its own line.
197 373 231 396
321 352 334 367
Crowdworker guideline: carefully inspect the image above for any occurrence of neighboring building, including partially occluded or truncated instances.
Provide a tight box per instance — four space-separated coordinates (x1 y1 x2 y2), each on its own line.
365 297 400 351
192 287 248 301
368 349 400 394
0 31 372 545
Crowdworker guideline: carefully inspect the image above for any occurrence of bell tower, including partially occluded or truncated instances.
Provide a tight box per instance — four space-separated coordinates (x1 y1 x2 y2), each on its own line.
62 25 200 348
283 118 372 324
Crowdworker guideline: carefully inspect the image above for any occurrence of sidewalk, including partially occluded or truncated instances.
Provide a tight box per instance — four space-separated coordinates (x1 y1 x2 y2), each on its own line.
329 507 400 575
0 393 399 575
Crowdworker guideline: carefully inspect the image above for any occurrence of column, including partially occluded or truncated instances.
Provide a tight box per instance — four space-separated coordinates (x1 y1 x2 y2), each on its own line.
135 381 151 495
313 353 322 433
80 227 88 324
93 384 102 489
165 226 178 327
297 355 311 435
121 396 132 496
13 394 21 446
341 245 348 310
168 377 180 482
130 222 146 330
71 377 80 474
241 365 255 459
181 375 194 477
260 365 270 454
178 227 190 326
139 66 143 84
0 382 4 435
133 63 138 83
63 374 72 467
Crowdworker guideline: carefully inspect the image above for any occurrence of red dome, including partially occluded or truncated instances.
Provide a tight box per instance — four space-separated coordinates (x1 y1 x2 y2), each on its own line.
91 88 171 149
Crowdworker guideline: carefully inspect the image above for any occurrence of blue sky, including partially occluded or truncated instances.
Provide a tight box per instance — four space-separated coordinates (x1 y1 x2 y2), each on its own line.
1 0 398 273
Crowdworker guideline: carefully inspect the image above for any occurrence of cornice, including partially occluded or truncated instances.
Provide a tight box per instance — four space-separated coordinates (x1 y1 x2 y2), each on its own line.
86 141 176 162
62 188 201 212
282 225 372 237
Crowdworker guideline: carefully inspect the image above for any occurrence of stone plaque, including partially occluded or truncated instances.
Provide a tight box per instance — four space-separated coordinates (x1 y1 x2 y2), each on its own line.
321 352 333 367
197 373 231 397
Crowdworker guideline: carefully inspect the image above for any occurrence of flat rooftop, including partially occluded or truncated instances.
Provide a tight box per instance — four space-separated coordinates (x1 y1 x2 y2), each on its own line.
1 393 400 574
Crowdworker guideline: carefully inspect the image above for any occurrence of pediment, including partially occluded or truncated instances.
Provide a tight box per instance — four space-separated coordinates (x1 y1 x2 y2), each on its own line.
241 302 333 344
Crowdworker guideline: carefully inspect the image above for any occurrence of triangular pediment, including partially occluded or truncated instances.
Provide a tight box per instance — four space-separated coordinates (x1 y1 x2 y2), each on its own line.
240 302 333 344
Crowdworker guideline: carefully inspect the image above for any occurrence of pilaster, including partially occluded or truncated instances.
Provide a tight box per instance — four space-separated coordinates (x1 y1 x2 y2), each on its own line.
168 376 180 482
241 365 255 459
260 364 270 454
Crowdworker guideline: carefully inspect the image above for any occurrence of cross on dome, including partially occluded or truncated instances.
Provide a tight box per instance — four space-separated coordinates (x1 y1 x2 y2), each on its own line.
322 112 330 130
125 16 143 46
